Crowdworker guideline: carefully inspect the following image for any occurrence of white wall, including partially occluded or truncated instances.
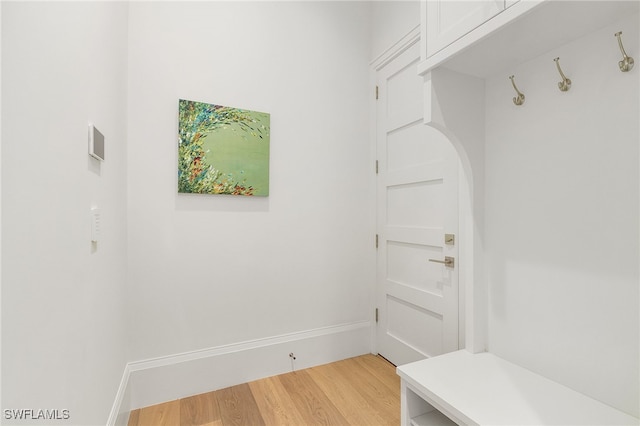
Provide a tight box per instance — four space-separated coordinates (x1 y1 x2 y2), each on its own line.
1 2 129 425
126 0 374 366
484 13 639 416
6 1 634 422
371 0 420 60
0 2 4 415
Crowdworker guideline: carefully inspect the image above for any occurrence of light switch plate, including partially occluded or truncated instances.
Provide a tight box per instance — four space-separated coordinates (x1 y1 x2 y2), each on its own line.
90 207 101 243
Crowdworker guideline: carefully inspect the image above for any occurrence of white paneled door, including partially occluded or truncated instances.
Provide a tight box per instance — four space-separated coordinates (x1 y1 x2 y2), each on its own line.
375 42 459 366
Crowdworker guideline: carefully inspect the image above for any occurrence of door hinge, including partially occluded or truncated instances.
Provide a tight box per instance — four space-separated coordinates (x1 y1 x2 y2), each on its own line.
375 85 379 100
375 234 379 249
375 308 379 323
375 160 379 174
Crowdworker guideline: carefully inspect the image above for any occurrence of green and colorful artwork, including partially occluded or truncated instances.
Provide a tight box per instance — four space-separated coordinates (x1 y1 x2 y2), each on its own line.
178 99 270 196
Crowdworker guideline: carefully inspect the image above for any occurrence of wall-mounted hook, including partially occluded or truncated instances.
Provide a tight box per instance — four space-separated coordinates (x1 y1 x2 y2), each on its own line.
509 75 525 106
615 31 634 72
553 57 571 92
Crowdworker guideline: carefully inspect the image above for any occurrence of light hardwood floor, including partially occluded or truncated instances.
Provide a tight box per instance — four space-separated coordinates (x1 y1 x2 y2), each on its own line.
128 354 400 426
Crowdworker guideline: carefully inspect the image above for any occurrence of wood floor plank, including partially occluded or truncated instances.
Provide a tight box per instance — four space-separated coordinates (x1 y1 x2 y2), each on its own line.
180 391 222 426
307 360 392 426
333 357 400 424
136 399 180 426
127 408 140 426
353 354 401 394
278 370 349 426
249 375 307 426
216 383 265 426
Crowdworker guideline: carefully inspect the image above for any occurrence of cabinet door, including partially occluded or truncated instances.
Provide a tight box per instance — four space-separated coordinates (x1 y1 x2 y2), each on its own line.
426 0 505 57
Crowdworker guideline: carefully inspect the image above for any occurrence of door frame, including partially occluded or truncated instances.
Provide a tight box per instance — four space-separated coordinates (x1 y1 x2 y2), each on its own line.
369 27 478 356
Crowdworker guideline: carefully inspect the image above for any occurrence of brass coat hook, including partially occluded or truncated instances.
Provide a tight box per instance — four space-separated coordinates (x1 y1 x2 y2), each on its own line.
553 58 571 91
509 75 525 106
615 31 634 72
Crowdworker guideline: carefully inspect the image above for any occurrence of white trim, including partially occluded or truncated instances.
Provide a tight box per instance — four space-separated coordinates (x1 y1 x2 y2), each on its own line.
128 320 369 372
109 321 371 418
107 364 131 426
370 25 420 72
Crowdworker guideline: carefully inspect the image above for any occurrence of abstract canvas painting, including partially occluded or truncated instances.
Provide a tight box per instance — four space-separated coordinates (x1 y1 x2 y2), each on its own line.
178 99 270 196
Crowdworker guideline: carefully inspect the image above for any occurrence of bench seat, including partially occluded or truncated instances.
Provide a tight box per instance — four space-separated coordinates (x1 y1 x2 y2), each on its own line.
396 350 638 425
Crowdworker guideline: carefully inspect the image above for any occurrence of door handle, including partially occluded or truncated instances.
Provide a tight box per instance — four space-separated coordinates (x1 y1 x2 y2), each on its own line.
429 256 455 268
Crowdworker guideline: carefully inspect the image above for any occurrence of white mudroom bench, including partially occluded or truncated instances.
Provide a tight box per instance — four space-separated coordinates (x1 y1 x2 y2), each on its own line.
397 350 638 426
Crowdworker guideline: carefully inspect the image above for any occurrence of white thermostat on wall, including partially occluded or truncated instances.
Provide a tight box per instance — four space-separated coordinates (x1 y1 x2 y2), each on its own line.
88 123 105 161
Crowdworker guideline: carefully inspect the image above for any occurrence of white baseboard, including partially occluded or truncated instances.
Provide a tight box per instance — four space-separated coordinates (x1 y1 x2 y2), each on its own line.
107 364 132 426
108 321 371 425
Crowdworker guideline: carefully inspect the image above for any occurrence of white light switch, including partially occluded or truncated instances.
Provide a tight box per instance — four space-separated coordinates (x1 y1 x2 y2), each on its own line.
91 207 101 243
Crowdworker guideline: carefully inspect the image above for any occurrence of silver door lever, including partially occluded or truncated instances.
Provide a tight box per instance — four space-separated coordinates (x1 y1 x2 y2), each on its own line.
429 256 455 268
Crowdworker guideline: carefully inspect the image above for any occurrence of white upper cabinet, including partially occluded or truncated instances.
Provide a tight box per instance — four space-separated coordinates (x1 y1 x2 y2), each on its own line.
425 1 505 58
418 1 636 77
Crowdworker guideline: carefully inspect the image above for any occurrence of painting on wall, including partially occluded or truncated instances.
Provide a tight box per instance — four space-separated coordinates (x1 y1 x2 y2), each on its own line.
178 99 270 196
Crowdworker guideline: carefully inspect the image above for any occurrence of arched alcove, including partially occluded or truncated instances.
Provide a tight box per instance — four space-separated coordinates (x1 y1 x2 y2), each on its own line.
420 7 639 413
423 67 488 353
